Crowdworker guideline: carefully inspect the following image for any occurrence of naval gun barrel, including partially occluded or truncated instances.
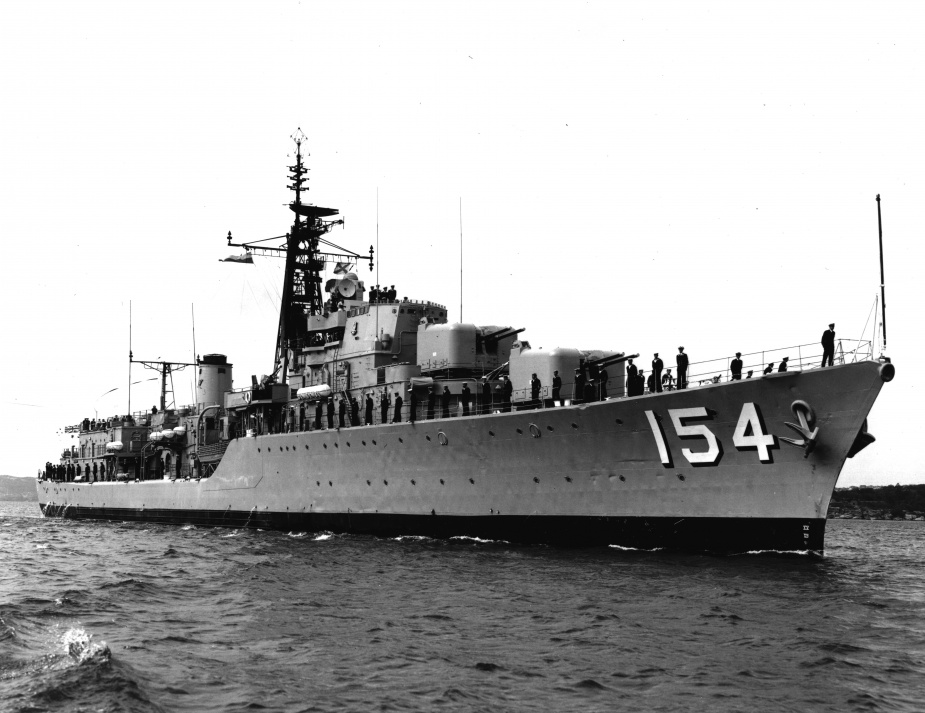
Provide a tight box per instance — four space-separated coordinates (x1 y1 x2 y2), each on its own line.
482 361 509 381
483 327 525 342
589 352 638 368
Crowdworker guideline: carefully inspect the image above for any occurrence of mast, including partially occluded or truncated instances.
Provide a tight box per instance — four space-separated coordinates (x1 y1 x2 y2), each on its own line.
226 130 373 384
876 194 887 352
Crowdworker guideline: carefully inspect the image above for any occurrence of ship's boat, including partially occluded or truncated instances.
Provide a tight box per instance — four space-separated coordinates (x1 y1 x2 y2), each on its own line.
37 137 894 554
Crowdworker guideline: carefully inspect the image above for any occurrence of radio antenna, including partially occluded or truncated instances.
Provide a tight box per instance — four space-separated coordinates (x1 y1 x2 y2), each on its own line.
192 303 198 409
459 197 463 323
876 194 887 352
128 300 132 415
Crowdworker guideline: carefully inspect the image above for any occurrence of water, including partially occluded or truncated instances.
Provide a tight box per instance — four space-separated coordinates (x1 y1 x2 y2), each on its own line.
2 501 924 712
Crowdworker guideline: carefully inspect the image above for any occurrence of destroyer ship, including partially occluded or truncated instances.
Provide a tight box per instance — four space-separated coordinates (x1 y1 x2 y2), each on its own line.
38 137 894 553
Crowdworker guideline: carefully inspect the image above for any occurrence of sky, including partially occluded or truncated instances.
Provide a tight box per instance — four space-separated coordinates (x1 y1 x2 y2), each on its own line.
1 1 922 486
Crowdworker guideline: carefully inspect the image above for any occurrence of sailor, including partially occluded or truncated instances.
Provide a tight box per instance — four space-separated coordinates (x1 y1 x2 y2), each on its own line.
574 368 585 404
778 356 789 372
350 397 360 427
427 387 436 420
326 397 335 430
598 367 608 400
365 394 374 425
338 397 347 428
731 352 743 380
676 347 689 390
100 462 106 480
461 383 471 416
662 369 674 391
410 387 418 423
481 380 492 415
380 390 390 424
652 353 664 392
821 323 836 367
746 370 754 379
85 463 90 479
393 392 403 422
646 370 656 394
763 363 774 375
388 285 396 301
626 359 637 396
552 370 562 404
315 399 323 430
151 405 158 415
583 379 595 403
92 461 98 481
503 376 513 412
370 285 379 303
530 373 541 407
441 386 451 418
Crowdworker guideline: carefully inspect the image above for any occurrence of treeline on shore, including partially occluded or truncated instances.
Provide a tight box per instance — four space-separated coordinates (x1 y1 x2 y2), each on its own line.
830 484 925 520
0 475 38 501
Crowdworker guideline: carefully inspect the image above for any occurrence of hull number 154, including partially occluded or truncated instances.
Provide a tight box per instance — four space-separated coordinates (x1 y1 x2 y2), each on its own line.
645 403 777 467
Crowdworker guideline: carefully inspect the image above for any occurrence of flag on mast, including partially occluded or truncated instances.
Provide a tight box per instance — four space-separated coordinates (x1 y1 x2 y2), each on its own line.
220 253 254 264
333 262 353 274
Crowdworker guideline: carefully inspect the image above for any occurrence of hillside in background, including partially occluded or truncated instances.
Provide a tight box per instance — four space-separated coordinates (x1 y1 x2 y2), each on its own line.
0 475 38 501
830 484 925 520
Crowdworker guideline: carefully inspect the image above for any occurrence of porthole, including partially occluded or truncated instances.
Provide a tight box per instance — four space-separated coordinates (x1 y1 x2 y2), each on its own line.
565 476 572 482
571 423 579 429
529 424 541 438
316 481 320 486
329 481 333 486
411 479 416 485
438 432 448 446
257 448 261 452
366 480 371 485
488 431 495 437
362 441 366 446
533 477 540 483
516 428 523 435
677 474 685 481
615 419 623 425
384 479 388 485
440 479 445 485
398 438 403 444
619 475 626 482
334 443 339 448
346 442 350 447
372 440 377 445
546 425 554 432
425 435 431 441
305 445 309 450
323 444 328 449
469 478 475 484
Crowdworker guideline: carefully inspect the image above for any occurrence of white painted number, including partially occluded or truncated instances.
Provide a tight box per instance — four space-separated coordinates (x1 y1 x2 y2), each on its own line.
646 402 778 466
645 410 672 466
732 402 776 462
669 407 722 465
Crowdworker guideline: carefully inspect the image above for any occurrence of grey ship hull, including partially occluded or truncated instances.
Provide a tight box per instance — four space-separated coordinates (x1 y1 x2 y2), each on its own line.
38 361 888 553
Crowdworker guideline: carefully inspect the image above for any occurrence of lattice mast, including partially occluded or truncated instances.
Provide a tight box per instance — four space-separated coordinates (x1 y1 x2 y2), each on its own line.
227 131 373 385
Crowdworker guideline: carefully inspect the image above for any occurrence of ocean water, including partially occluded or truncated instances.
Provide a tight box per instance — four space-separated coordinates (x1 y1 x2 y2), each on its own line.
1 502 923 713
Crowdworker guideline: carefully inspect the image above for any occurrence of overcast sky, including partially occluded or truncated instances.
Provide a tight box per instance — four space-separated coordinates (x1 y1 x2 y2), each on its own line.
1 1 922 485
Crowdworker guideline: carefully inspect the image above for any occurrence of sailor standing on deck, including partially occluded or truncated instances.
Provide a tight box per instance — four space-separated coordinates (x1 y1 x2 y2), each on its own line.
552 371 562 404
481 380 492 415
652 353 664 392
393 391 403 422
530 373 541 407
326 397 335 429
441 386 451 418
821 323 836 367
380 389 390 424
461 383 471 416
574 368 585 404
365 394 374 425
626 359 637 396
676 347 689 390
350 397 360 427
427 387 436 420
338 397 347 428
731 352 743 380
503 376 513 412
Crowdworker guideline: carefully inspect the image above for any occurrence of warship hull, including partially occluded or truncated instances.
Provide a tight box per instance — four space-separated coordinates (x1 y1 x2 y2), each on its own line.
38 361 888 553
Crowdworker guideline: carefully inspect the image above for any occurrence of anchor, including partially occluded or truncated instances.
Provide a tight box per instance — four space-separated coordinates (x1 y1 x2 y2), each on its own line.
781 400 819 458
